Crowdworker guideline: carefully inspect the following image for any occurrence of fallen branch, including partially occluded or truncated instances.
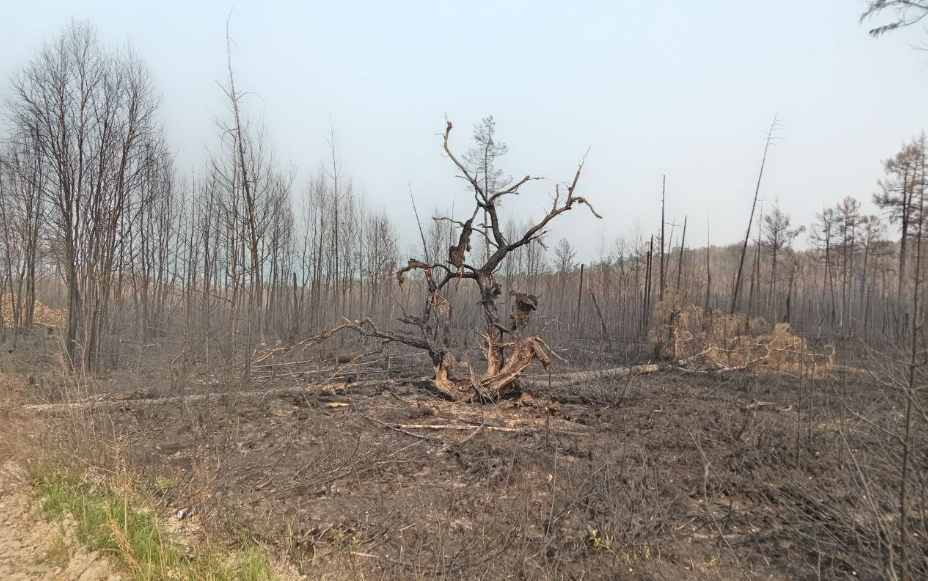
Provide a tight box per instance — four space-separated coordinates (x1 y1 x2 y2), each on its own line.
395 423 524 432
360 414 438 442
396 422 589 437
744 400 793 413
252 319 371 366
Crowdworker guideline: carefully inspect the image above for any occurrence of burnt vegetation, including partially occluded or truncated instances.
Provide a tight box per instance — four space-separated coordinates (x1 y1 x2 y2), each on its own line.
2 7 928 580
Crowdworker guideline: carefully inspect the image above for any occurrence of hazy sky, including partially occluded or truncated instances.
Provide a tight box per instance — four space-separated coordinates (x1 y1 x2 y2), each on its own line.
3 1 928 261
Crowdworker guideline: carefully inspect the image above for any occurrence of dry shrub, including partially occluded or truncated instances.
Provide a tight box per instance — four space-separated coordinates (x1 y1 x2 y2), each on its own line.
0 370 30 406
0 294 64 329
648 292 831 373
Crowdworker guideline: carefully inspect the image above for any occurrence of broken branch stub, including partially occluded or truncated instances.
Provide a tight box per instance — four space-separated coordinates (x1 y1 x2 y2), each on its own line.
510 291 539 333
448 217 474 270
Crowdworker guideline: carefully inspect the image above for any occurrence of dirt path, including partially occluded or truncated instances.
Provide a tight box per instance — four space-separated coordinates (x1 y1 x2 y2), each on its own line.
0 462 120 581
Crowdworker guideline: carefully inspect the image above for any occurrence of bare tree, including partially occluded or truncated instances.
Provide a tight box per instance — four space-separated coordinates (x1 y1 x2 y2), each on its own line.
8 21 164 371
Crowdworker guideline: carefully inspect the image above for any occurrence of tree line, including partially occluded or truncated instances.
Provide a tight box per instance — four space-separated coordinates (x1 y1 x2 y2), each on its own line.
0 21 924 381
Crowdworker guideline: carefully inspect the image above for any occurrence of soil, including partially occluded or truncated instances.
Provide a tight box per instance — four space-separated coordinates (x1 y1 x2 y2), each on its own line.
0 462 119 581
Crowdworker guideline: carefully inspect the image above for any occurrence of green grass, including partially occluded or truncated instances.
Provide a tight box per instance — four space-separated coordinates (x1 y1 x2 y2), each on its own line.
30 466 278 581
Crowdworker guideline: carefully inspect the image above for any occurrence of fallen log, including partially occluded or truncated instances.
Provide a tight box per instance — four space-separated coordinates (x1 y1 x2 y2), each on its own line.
19 380 388 414
521 350 715 389
522 363 664 389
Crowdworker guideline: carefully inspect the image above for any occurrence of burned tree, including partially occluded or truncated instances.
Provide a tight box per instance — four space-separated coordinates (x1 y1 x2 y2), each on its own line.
354 120 601 401
763 202 805 321
861 1 928 36
874 135 925 303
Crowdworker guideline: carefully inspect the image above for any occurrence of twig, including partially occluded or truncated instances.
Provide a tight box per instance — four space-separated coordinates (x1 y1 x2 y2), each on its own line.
359 414 439 443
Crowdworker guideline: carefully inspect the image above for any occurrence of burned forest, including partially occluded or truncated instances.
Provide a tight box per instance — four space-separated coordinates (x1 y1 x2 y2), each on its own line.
2 4 928 581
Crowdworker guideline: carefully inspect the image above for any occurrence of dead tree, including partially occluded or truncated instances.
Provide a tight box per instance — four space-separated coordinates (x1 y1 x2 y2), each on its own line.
351 120 601 401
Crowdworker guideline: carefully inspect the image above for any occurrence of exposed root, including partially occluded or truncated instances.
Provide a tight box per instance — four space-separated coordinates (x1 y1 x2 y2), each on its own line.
431 335 554 402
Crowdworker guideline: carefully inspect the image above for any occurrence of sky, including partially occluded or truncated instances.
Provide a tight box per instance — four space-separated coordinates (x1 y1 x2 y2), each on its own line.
2 0 928 261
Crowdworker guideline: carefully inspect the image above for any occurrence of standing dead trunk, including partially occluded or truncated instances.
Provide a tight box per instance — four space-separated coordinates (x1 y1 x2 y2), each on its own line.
659 176 666 302
782 256 795 324
644 235 654 331
576 263 585 332
676 216 687 292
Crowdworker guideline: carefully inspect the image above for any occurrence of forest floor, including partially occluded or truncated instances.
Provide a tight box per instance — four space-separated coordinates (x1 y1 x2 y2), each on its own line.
0 337 909 580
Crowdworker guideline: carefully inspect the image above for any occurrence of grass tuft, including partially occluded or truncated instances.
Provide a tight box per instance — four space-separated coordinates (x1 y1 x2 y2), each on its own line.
30 465 279 581
38 525 71 569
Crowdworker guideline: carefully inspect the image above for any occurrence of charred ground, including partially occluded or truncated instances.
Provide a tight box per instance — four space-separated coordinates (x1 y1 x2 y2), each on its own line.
6 335 913 581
